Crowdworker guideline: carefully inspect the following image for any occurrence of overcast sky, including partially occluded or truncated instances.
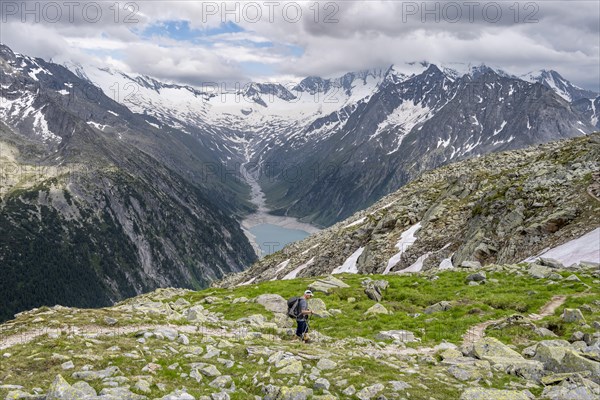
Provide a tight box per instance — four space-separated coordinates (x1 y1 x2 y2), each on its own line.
1 1 598 90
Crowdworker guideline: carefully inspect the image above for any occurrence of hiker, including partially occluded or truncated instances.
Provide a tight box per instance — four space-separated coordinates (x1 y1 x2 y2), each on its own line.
296 290 314 342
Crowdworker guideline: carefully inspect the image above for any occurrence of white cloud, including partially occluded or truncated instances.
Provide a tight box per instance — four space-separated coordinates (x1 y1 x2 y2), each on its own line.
0 1 597 91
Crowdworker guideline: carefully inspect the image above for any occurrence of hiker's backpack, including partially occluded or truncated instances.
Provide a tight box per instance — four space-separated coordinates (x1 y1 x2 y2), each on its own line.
287 296 302 319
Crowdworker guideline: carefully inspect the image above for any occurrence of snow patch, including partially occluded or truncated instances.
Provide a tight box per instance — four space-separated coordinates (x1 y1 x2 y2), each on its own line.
283 257 315 280
383 222 422 274
439 255 454 270
332 247 364 274
344 217 366 228
523 228 600 266
492 120 507 136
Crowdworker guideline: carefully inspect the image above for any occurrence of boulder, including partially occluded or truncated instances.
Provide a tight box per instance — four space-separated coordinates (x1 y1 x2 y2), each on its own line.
364 286 382 302
459 388 531 400
529 263 553 279
46 375 92 400
424 301 452 314
534 342 600 383
278 386 313 400
539 257 565 269
277 360 303 375
448 364 491 381
356 383 384 400
365 303 390 315
308 298 331 318
308 276 349 293
485 357 545 381
316 358 337 370
473 337 522 359
466 272 487 282
256 294 288 314
562 308 586 323
375 330 416 342
541 375 600 400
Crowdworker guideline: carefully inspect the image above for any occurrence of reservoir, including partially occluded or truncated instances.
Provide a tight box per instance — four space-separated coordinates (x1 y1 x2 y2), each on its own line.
240 161 320 258
247 223 311 257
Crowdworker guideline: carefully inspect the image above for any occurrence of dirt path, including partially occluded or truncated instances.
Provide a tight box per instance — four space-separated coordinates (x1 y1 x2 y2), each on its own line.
528 295 568 321
461 294 568 349
0 323 256 351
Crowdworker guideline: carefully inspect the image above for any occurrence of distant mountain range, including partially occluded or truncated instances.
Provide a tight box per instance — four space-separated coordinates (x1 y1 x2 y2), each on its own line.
63 59 598 226
1 43 598 320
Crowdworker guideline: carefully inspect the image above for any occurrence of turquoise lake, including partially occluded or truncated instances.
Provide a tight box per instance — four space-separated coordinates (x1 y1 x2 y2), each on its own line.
248 223 310 257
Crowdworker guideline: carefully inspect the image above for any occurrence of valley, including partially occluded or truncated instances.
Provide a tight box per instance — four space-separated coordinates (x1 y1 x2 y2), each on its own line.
240 160 320 257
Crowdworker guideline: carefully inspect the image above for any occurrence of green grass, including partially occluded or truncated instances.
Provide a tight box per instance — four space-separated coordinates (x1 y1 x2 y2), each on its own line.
1 267 597 399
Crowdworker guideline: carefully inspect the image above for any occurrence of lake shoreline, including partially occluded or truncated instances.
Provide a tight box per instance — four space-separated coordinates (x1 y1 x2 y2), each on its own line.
240 161 320 257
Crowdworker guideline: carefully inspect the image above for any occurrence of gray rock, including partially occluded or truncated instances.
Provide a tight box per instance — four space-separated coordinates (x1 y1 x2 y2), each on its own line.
460 261 482 269
313 378 330 390
185 305 207 323
316 358 337 370
365 303 389 315
308 298 331 318
535 327 558 338
134 380 151 394
466 272 487 282
200 365 222 377
459 388 531 400
448 364 490 381
278 386 313 400
375 330 416 342
71 366 120 381
154 327 178 341
539 257 565 269
209 375 232 389
98 387 147 399
342 386 356 396
562 308 586 323
473 337 522 359
570 331 585 343
46 375 91 400
256 294 288 314
356 383 385 400
159 390 195 400
61 361 74 370
424 301 452 314
529 264 553 279
364 286 383 302
565 274 581 282
541 375 600 400
277 360 303 375
104 317 118 326
308 276 350 293
211 393 230 400
389 381 411 391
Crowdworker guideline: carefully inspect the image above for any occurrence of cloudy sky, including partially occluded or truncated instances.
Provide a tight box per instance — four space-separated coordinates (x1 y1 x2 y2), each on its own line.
1 1 598 90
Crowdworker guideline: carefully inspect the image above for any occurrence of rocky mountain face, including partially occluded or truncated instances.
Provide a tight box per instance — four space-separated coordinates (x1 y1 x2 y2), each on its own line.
521 69 599 102
71 59 597 227
219 134 600 287
0 45 256 322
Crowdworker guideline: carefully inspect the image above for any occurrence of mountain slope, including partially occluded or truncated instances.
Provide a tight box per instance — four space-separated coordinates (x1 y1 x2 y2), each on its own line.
219 133 600 286
257 67 595 226
0 45 256 322
68 60 597 228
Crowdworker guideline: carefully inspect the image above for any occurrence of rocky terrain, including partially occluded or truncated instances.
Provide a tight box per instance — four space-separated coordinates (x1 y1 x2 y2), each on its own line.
0 261 598 399
0 44 256 322
219 133 600 286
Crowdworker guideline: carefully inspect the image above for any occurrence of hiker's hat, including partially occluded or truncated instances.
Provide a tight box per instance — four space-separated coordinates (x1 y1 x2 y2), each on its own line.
304 290 313 296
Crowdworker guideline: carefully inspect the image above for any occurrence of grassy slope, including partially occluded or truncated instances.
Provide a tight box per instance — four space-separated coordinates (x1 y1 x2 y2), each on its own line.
0 267 597 399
